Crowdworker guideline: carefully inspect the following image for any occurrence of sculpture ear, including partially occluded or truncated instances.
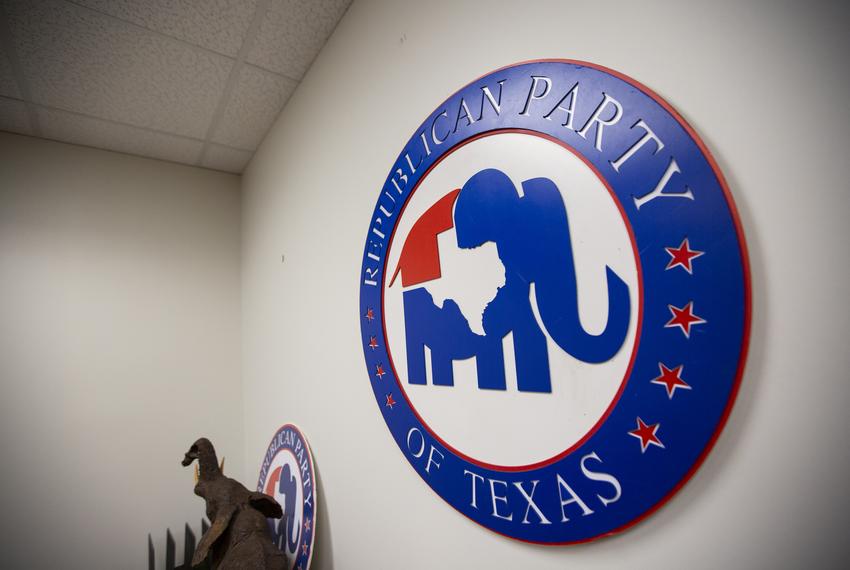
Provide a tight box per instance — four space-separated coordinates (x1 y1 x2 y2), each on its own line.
192 504 236 567
249 491 283 519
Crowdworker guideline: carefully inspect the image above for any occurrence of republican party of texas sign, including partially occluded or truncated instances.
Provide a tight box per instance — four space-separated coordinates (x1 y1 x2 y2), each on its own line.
358 60 750 544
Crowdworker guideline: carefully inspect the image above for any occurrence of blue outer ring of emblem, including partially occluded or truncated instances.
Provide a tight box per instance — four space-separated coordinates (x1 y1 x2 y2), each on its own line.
257 424 317 566
358 60 751 544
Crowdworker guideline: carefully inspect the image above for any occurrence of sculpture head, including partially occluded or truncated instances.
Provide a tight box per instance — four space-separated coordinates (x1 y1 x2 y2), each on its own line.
181 437 224 485
181 437 215 466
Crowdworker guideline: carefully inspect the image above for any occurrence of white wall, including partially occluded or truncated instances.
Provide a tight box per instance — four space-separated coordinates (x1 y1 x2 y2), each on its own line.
0 133 243 569
241 1 850 568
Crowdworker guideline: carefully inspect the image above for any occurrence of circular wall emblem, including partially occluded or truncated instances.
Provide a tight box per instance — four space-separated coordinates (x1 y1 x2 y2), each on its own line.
358 60 750 544
257 424 317 567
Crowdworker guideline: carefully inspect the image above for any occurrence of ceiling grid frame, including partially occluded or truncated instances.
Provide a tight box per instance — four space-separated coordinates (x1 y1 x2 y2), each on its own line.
0 3 42 136
0 0 352 173
62 0 302 82
196 0 271 167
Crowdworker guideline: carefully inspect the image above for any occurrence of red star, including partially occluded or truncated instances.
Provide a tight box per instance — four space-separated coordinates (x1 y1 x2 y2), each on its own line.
629 417 664 452
665 238 704 274
665 301 706 338
651 363 691 399
375 364 386 380
364 308 374 322
385 393 396 409
302 543 308 555
304 519 311 533
368 336 379 350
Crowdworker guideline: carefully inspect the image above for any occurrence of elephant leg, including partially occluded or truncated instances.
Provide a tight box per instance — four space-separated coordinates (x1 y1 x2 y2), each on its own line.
475 335 507 390
403 289 429 385
431 352 455 386
403 289 492 388
513 314 551 393
406 341 427 385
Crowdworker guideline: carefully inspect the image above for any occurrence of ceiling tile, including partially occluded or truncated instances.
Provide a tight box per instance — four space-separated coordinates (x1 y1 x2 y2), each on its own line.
0 96 32 135
246 0 350 79
74 0 259 57
38 106 203 165
202 144 253 173
0 45 21 99
211 65 296 150
6 0 232 139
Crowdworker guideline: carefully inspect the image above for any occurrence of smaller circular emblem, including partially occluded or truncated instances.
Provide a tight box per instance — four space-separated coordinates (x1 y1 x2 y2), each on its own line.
257 424 317 569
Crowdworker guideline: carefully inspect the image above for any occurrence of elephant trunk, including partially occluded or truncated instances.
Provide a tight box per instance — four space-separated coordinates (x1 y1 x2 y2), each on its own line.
535 265 630 363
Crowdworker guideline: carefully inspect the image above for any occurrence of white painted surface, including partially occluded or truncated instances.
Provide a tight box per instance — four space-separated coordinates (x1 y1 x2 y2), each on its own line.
241 1 850 568
0 132 243 569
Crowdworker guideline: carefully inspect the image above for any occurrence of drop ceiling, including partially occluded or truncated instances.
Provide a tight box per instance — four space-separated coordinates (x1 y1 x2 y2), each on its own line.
0 0 351 173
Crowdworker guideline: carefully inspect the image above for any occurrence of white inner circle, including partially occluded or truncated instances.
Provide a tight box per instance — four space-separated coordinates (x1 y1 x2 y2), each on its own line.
383 132 639 467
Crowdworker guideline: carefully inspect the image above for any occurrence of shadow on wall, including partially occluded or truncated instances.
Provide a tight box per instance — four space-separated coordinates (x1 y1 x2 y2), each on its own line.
148 520 210 570
311 461 334 569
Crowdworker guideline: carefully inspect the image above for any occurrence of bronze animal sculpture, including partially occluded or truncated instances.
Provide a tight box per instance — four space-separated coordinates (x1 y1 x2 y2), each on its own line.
182 438 288 569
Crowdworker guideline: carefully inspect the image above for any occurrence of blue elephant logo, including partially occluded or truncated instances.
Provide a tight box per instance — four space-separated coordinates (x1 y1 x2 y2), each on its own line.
265 463 301 555
391 168 630 393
